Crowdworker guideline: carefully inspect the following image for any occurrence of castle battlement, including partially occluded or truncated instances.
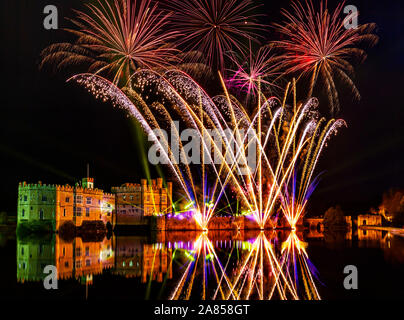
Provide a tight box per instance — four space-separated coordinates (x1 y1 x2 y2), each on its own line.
19 182 57 190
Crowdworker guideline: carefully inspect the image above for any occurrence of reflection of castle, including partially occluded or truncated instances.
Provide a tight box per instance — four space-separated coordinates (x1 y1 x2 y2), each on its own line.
16 235 172 285
17 235 114 283
113 236 172 283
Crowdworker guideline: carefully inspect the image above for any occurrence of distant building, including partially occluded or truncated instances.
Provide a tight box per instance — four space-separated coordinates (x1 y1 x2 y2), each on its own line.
17 178 114 231
357 214 382 227
112 178 172 227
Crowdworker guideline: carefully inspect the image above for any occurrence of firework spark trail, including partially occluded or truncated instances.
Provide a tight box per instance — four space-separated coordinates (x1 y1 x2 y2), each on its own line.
273 0 378 113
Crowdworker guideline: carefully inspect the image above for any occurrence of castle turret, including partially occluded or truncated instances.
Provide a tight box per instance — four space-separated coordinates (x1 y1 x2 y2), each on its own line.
82 177 94 189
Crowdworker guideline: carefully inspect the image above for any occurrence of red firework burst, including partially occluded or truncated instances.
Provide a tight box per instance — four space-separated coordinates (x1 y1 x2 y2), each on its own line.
273 0 378 113
226 44 282 98
40 0 178 85
164 0 264 74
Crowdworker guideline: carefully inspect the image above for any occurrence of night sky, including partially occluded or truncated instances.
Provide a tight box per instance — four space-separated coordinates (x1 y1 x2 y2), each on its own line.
1 0 403 215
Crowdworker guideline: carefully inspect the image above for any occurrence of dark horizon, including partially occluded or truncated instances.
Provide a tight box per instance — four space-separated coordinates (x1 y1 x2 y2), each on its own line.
1 0 403 215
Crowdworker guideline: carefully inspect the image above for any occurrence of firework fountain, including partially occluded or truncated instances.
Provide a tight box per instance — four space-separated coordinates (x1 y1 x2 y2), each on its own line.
69 69 345 231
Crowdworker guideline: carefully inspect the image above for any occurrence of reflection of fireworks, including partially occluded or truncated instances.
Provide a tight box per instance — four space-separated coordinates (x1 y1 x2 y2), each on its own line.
40 0 178 85
170 232 234 300
280 231 321 299
227 231 299 300
165 0 263 73
273 0 378 113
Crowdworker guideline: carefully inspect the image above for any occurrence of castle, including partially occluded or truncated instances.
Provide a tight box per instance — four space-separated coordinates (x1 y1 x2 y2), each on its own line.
17 177 172 232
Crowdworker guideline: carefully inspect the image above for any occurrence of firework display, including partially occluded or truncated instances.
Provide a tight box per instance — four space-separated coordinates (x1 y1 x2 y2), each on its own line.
9 0 395 305
40 0 179 85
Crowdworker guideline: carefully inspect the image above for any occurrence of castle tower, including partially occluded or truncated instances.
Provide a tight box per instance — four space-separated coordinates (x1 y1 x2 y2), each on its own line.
82 164 94 189
82 177 94 189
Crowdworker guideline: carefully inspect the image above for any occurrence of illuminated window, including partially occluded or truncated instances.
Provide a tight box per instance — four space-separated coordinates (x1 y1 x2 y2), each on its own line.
77 207 82 216
75 195 83 204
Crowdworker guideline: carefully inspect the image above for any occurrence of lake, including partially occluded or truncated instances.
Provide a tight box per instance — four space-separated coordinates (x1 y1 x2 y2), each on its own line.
1 228 403 300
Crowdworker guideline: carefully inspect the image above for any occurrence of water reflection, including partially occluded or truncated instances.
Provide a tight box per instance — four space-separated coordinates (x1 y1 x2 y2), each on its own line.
13 229 404 300
17 235 114 284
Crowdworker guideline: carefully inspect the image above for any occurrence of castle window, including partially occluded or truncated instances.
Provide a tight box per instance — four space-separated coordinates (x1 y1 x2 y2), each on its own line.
76 247 81 257
65 197 70 203
86 259 91 266
76 207 82 217
85 247 90 256
75 195 83 204
39 209 44 220
21 247 24 255
42 195 47 202
63 208 66 217
86 208 90 217
21 209 25 217
23 195 27 201
64 261 69 268
86 197 92 205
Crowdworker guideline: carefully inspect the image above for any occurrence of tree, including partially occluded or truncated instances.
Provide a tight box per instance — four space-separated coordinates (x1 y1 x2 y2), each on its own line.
323 206 347 230
0 212 7 224
380 189 404 227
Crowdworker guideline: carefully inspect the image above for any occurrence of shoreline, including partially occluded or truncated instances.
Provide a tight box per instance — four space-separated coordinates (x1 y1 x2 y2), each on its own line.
360 226 404 237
